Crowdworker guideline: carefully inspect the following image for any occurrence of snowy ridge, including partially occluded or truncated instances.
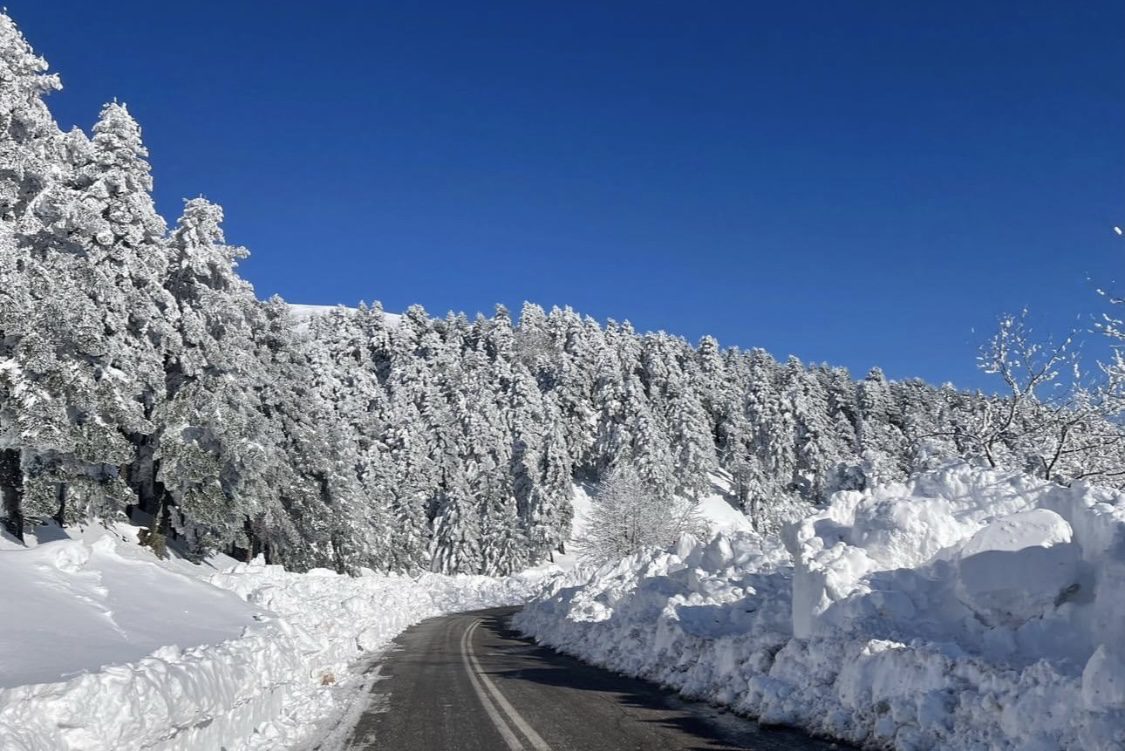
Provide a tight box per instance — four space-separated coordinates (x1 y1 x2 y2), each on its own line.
0 529 553 750
288 303 401 333
289 304 350 319
515 462 1125 750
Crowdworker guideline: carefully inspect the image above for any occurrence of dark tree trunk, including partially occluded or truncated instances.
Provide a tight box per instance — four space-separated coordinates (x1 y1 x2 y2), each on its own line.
0 448 24 542
244 517 268 562
140 450 174 541
156 485 173 537
52 482 67 527
125 433 159 520
140 485 175 559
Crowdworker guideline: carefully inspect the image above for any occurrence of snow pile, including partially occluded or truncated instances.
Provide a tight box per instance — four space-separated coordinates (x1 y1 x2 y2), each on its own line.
516 462 1125 750
515 533 794 700
0 533 255 690
697 491 756 535
0 528 549 751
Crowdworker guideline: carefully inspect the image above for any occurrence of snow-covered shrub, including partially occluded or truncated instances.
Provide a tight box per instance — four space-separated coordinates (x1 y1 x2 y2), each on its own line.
577 466 708 563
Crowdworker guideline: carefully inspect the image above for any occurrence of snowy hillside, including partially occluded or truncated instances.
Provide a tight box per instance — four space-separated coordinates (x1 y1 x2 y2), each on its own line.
0 526 553 751
289 303 351 320
288 303 402 333
516 462 1125 750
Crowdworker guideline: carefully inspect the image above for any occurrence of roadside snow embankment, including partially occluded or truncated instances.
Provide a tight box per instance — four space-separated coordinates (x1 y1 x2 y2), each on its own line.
0 530 547 750
515 462 1125 750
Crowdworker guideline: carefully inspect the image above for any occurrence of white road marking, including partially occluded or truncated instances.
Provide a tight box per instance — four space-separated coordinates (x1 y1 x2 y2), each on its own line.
460 618 524 750
465 619 554 751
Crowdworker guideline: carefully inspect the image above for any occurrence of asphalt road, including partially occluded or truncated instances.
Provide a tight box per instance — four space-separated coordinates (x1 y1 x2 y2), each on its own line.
344 606 840 751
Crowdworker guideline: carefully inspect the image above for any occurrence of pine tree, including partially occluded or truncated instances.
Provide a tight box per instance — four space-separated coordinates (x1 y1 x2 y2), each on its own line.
856 367 908 486
157 198 266 555
0 12 61 222
669 360 717 501
383 367 436 573
430 465 481 574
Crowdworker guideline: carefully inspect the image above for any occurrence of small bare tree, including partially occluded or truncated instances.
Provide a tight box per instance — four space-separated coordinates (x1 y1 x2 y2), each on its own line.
578 465 707 564
952 310 1125 483
953 310 1073 469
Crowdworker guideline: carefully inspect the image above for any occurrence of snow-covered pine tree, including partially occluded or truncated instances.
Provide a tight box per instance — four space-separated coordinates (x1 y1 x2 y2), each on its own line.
591 322 630 477
382 322 439 571
156 198 269 555
529 399 574 558
622 373 674 498
457 340 526 575
783 357 833 499
429 463 482 574
669 359 718 501
0 16 83 535
856 366 909 487
544 307 598 475
52 102 174 525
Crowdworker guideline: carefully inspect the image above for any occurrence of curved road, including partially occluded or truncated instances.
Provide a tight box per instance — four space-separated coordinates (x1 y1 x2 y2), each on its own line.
342 607 839 751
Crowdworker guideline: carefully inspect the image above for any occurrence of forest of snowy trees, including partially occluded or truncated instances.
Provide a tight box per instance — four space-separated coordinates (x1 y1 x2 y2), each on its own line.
1 13 1123 576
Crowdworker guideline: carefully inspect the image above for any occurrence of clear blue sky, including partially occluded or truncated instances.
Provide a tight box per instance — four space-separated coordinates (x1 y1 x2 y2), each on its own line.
13 1 1125 389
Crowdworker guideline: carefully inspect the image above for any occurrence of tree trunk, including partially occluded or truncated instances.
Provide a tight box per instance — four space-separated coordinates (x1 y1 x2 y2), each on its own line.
0 448 24 542
125 433 159 520
156 486 173 536
52 482 67 527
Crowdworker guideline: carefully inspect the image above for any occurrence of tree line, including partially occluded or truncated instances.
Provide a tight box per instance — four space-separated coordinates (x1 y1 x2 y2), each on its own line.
1 13 1121 575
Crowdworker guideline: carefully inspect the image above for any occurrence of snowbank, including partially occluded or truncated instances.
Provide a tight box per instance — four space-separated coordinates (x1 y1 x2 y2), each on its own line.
516 462 1125 750
0 533 255 690
0 528 549 750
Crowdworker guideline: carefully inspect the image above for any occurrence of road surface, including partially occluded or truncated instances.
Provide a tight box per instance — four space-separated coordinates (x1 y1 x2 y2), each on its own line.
343 606 840 751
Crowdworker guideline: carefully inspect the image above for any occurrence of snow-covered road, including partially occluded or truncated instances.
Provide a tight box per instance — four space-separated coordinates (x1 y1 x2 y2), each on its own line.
340 607 836 751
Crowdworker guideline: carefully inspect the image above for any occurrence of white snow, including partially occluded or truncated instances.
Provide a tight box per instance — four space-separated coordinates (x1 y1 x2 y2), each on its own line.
288 303 401 333
516 461 1125 750
288 303 351 322
0 531 255 689
954 509 1079 628
696 492 755 535
567 483 596 544
0 525 552 750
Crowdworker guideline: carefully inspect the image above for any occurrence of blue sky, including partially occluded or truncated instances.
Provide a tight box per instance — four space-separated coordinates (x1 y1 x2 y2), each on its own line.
13 1 1125 389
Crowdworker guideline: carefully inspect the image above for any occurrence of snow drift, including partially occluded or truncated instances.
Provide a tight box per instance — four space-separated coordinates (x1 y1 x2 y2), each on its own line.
516 462 1125 750
0 527 548 750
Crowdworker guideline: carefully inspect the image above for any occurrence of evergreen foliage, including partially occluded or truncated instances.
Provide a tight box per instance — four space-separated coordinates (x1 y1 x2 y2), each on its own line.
1 12 1122 572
